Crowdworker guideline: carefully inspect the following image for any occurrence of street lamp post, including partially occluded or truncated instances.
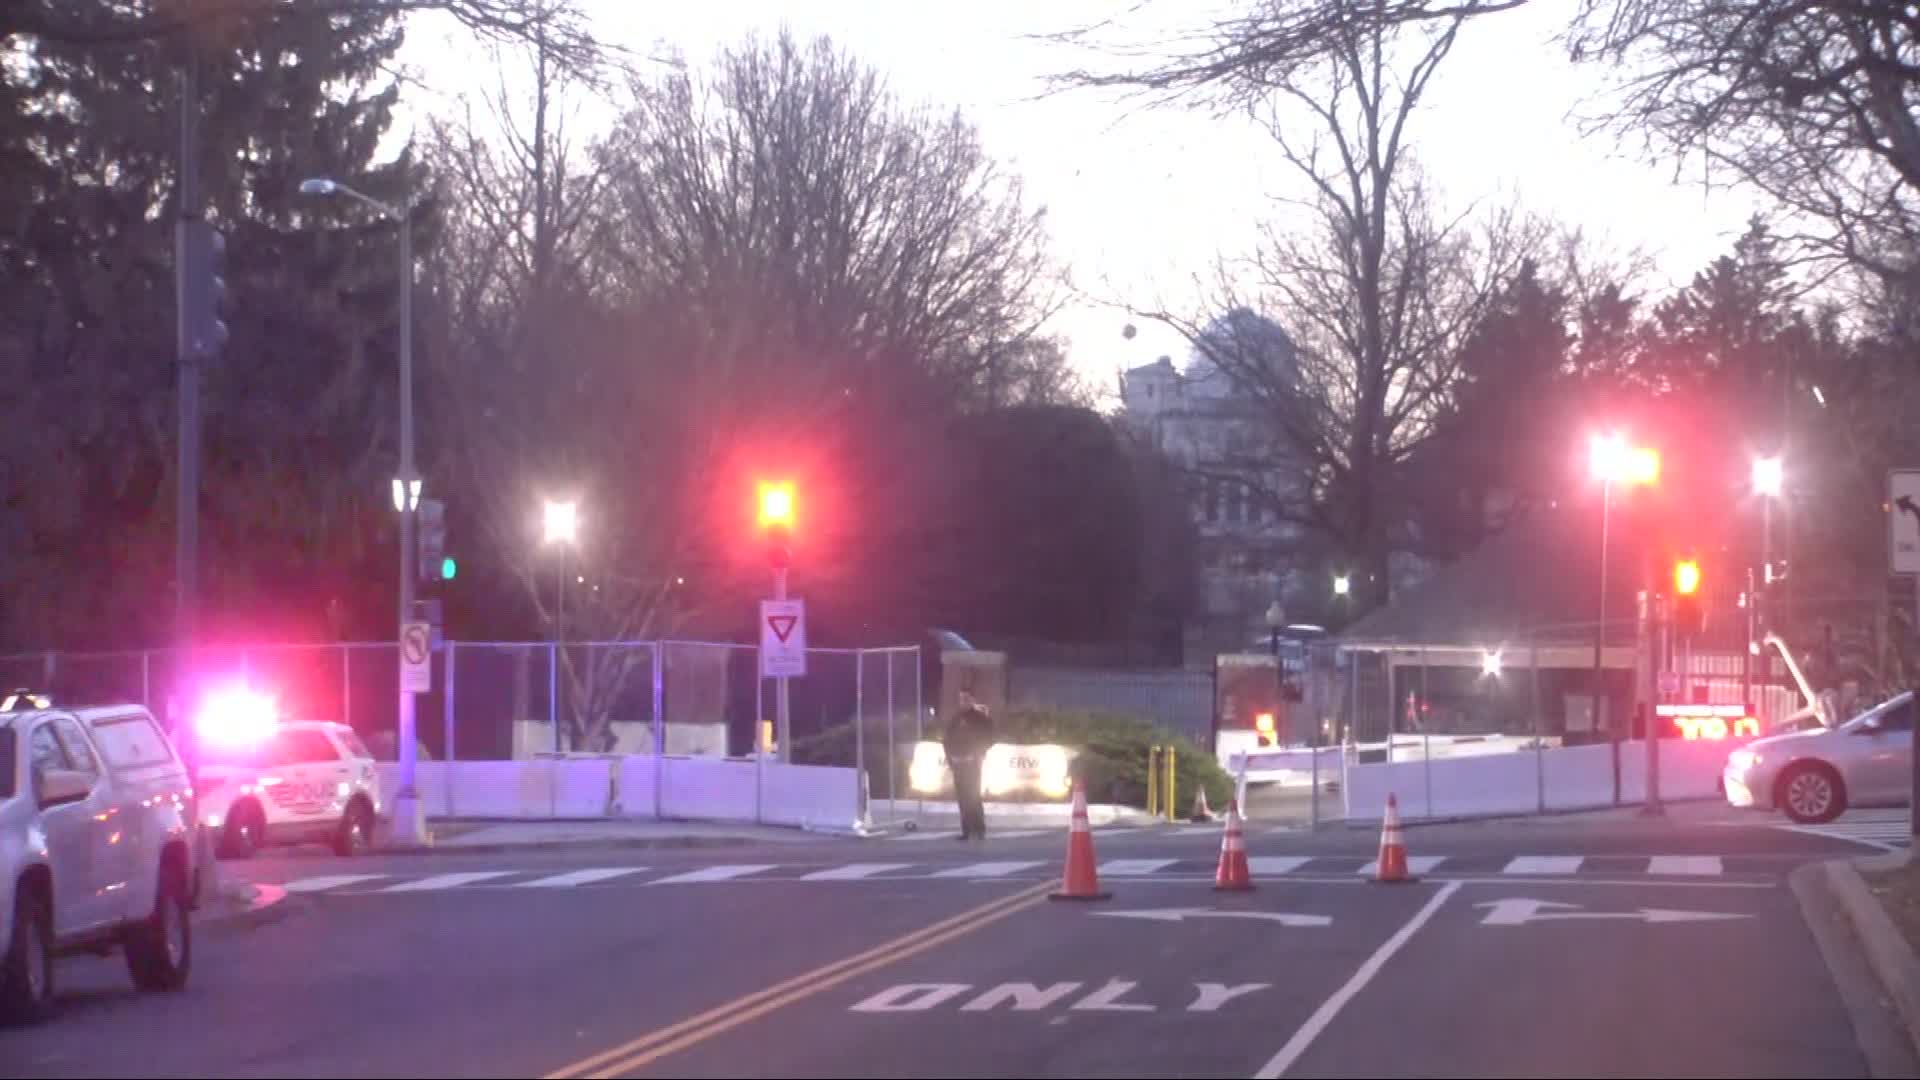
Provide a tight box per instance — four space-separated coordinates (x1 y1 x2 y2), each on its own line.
1589 434 1659 806
1752 456 1783 715
300 173 425 847
544 499 579 754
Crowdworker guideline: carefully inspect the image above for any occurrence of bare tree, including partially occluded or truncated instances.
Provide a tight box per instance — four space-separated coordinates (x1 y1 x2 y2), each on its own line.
1114 14 1536 608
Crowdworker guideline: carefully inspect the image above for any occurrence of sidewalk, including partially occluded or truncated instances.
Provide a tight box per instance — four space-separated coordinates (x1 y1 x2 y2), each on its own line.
868 799 1161 832
379 818 846 855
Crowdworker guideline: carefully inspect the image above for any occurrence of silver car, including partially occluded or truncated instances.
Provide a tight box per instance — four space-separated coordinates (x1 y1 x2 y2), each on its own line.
1724 690 1914 824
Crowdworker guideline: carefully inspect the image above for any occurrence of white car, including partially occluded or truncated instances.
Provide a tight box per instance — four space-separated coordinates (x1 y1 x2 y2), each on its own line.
200 720 381 858
1 703 196 1023
1724 690 1914 824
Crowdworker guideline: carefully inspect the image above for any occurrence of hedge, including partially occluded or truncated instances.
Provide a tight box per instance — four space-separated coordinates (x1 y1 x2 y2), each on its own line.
790 707 1232 811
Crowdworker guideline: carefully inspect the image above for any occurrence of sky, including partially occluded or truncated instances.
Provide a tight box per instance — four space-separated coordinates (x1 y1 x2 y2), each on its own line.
407 0 1771 396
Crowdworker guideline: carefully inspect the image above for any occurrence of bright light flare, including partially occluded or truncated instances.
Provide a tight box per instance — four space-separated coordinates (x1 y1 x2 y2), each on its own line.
1333 574 1351 597
1674 559 1702 596
195 686 278 747
1480 650 1504 678
543 498 578 545
757 482 795 529
1590 434 1659 486
1752 456 1783 498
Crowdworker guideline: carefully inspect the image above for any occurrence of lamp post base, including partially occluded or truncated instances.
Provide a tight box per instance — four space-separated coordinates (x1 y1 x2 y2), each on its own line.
385 791 431 849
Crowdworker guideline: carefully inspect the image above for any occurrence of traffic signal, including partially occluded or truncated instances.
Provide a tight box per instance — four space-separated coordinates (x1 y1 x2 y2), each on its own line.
758 482 794 571
177 219 229 358
418 498 449 582
1673 558 1704 637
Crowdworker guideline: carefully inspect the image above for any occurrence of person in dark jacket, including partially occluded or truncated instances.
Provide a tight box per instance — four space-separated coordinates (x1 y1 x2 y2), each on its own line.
944 693 995 841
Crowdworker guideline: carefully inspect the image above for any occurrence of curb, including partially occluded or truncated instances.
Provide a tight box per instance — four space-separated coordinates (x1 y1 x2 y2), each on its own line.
377 834 764 857
1820 855 1920 1070
1338 796 1721 830
199 881 294 934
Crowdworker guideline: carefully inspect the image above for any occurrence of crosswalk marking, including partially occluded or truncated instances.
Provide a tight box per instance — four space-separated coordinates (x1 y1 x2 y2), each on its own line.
929 861 1043 878
282 874 387 894
649 864 777 885
1357 855 1446 877
380 871 516 893
1503 856 1583 875
1247 856 1313 875
513 868 648 888
1099 859 1179 876
799 863 914 881
268 851 1761 896
1647 856 1723 876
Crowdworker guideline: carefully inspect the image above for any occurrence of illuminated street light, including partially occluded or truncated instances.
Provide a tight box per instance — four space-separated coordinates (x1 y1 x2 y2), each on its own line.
542 497 579 754
1753 456 1783 499
543 498 579 545
1586 432 1657 806
1481 650 1504 678
1333 574 1351 597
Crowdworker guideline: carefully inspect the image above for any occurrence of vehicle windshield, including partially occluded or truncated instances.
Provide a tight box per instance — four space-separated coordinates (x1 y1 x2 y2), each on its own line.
1841 692 1916 732
0 723 13 798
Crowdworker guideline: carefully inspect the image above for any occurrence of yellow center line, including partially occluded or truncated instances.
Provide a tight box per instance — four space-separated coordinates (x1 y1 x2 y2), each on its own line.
545 881 1054 1080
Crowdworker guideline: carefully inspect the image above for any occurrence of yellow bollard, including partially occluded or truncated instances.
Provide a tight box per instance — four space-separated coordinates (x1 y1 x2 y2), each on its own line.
1146 745 1160 818
1165 745 1178 823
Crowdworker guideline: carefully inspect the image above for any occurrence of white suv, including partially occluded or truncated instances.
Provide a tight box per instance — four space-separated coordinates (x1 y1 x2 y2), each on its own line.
1 703 197 1023
200 721 381 858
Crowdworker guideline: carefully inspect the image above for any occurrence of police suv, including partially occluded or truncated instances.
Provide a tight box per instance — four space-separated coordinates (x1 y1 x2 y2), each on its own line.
200 720 382 858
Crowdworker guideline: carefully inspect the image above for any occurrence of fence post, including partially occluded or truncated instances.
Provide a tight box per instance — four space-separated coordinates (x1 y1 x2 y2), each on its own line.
651 640 664 820
141 651 152 708
1421 648 1432 818
41 650 53 691
855 650 867 819
885 650 897 825
548 642 559 755
1532 634 1545 815
443 641 457 819
754 662 765 826
342 646 352 733
913 646 925 822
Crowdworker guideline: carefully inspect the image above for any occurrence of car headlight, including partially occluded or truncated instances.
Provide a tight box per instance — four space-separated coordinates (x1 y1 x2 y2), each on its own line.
1729 749 1762 772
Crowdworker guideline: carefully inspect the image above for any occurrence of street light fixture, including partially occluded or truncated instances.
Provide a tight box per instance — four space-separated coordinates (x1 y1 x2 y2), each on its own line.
300 172 423 847
1332 574 1351 598
1480 650 1504 678
543 498 579 754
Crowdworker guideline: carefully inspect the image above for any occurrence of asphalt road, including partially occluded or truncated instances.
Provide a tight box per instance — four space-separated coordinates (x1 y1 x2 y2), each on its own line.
0 810 1897 1078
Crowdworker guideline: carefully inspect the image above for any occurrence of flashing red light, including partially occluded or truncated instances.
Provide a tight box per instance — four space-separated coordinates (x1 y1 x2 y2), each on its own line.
757 482 795 529
1674 559 1701 596
195 686 278 747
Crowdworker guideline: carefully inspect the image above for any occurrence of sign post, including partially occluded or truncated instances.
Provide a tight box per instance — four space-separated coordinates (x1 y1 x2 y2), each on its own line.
760 598 806 760
400 621 432 694
1893 470 1920 857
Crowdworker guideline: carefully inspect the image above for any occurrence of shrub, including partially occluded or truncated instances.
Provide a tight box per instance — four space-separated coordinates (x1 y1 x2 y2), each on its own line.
792 706 1231 810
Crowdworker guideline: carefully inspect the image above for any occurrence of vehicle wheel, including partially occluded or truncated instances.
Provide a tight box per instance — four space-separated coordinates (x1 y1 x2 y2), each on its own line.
333 798 374 857
0 882 54 1024
125 862 191 993
218 801 265 859
1778 763 1847 825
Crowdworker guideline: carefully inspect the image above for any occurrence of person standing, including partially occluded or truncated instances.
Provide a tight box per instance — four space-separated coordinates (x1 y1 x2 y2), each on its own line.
944 693 995 842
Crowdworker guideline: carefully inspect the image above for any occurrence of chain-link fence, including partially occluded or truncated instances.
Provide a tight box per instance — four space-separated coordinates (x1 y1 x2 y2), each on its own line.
0 638 922 771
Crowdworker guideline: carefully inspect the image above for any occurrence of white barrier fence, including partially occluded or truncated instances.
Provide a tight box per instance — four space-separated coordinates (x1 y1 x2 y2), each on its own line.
376 756 866 832
1341 737 1733 822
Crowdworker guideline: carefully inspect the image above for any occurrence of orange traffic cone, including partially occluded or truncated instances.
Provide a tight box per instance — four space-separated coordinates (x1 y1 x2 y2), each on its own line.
1213 799 1254 891
1049 779 1111 902
1373 793 1417 884
1189 786 1214 823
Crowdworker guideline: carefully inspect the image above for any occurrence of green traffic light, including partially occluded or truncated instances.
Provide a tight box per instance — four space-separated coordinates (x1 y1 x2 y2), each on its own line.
441 556 457 581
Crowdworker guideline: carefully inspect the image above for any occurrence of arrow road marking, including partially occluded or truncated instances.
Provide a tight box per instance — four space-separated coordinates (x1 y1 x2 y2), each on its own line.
1093 907 1332 928
1896 494 1920 530
1477 897 1754 927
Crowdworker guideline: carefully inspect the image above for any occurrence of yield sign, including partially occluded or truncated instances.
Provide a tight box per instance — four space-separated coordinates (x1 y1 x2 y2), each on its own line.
760 599 807 678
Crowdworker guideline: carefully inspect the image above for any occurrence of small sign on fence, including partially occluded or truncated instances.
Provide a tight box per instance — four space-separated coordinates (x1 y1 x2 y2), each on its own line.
760 599 807 678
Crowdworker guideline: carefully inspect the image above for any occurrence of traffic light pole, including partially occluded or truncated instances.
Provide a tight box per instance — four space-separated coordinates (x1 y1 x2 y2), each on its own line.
391 169 426 847
1643 592 1667 817
775 566 791 762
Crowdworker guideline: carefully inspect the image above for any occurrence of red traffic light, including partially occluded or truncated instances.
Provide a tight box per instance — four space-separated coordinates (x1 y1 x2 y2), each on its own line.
758 482 795 529
1673 559 1701 596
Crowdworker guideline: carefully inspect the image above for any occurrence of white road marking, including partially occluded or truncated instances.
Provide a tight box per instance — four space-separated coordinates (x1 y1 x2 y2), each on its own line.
1254 881 1462 1078
1356 855 1446 877
930 861 1044 878
1247 856 1313 875
650 864 777 885
1098 859 1179 876
282 874 387 894
1646 856 1723 876
379 871 516 893
799 863 914 881
513 868 648 888
1503 856 1584 875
